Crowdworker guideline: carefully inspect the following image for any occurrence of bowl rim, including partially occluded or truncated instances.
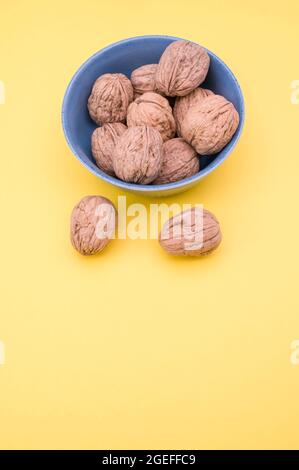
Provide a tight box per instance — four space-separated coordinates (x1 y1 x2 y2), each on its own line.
62 34 245 193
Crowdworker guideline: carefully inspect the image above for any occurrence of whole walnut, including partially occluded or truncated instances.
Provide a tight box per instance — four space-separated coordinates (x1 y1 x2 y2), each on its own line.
113 126 163 184
154 138 199 184
174 87 214 136
71 196 117 255
159 207 221 256
91 123 127 175
155 40 210 97
127 92 176 142
87 73 133 125
181 94 240 155
131 64 160 95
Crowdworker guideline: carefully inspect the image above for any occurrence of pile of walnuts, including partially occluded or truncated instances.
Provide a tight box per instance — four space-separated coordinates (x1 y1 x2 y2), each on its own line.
88 40 239 185
69 40 242 258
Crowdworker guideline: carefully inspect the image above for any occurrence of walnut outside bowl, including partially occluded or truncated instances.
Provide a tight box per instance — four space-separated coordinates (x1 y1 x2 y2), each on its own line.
62 35 245 197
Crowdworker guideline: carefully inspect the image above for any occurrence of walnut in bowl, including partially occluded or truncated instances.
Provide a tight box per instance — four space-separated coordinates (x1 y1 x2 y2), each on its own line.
127 92 176 142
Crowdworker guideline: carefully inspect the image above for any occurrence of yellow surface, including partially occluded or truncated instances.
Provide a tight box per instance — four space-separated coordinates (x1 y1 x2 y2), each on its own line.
0 0 299 450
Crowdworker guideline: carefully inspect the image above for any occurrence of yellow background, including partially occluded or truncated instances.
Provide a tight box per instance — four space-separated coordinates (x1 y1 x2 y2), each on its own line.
0 0 299 450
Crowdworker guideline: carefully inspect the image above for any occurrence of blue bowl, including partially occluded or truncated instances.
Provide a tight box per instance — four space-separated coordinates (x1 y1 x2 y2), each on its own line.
62 35 244 196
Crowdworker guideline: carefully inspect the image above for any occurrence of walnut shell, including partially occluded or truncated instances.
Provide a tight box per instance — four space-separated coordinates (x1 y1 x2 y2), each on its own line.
131 64 159 95
181 95 240 155
174 87 214 136
127 92 176 142
87 73 133 125
71 196 117 255
155 40 210 97
91 123 127 175
153 138 199 184
113 126 163 184
159 207 221 256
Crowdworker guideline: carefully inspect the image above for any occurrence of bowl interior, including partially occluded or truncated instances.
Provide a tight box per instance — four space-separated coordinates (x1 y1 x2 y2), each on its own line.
62 36 244 192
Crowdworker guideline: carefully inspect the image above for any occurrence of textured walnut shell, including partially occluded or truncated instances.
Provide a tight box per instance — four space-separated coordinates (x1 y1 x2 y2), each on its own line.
159 207 221 256
71 196 117 255
91 123 127 175
113 126 163 184
154 138 199 184
174 87 214 136
181 95 240 155
127 92 176 142
131 64 159 95
87 73 133 125
155 40 210 97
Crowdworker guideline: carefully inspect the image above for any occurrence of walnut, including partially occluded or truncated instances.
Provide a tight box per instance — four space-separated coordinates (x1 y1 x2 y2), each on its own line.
70 196 117 255
91 123 127 175
127 92 176 142
181 95 240 155
159 207 221 256
174 87 214 136
113 126 163 184
155 40 210 97
87 73 133 125
153 138 199 184
131 64 159 95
